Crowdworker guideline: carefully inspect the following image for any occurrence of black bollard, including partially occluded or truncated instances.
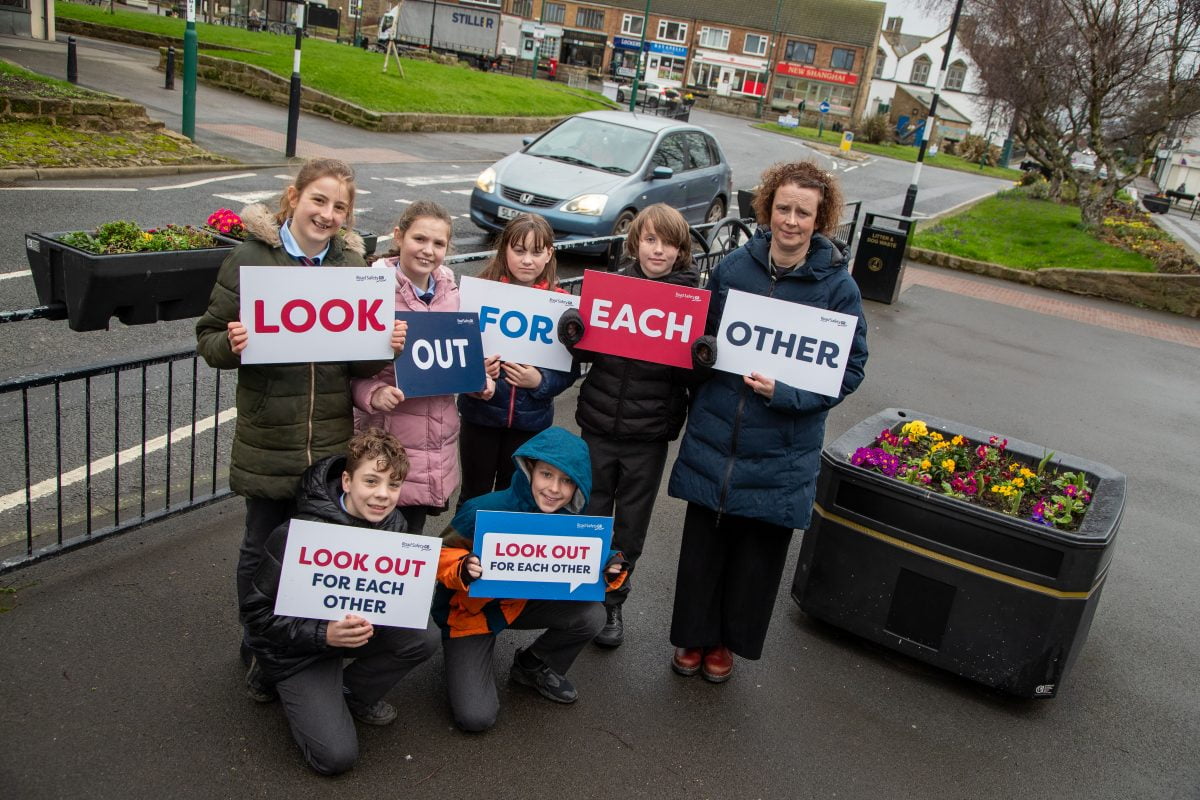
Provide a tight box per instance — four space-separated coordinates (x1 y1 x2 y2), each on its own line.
165 46 175 90
66 36 78 84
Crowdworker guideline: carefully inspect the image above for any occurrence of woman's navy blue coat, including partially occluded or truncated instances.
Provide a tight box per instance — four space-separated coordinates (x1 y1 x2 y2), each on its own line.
667 228 868 529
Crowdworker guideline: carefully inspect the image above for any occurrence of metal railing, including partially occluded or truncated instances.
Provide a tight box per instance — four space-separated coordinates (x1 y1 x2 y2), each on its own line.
0 210 857 574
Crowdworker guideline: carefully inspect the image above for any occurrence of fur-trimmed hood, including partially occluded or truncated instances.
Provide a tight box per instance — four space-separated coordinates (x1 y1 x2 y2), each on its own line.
239 203 365 256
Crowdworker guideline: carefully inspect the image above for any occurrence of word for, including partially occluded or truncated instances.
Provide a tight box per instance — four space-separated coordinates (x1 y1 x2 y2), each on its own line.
311 573 407 595
410 338 470 370
493 542 592 559
589 300 694 342
298 546 426 576
254 299 387 333
479 307 554 343
489 561 592 574
725 321 840 368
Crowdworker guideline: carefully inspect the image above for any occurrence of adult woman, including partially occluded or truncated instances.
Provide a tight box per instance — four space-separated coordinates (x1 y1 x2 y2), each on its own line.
666 160 869 683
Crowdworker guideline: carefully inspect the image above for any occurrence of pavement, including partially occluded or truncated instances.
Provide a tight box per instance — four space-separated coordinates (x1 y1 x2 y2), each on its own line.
3 30 1200 800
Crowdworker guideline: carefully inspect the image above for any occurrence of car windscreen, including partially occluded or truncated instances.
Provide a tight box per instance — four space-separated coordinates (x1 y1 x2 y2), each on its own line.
525 117 656 175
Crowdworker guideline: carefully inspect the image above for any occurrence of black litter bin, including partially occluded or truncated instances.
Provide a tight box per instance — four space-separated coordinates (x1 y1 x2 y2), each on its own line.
851 213 911 304
792 408 1125 699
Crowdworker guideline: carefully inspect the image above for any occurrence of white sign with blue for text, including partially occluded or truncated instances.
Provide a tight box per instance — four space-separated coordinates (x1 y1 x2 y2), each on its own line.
458 276 579 371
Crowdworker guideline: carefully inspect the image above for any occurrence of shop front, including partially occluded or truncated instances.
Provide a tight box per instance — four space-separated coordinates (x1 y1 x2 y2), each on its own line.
771 63 859 116
688 49 768 97
519 21 562 63
609 36 687 88
561 28 606 69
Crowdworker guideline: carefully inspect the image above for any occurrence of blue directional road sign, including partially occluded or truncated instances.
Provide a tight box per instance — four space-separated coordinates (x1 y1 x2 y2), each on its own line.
819 100 831 114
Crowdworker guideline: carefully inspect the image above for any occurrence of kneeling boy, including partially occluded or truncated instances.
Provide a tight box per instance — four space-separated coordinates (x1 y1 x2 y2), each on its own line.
434 426 626 732
241 428 439 775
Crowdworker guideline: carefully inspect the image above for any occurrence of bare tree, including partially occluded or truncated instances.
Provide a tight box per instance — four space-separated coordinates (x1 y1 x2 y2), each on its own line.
958 0 1200 225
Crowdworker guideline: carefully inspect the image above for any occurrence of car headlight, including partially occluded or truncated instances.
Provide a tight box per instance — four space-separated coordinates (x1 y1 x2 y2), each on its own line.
561 194 608 216
475 167 496 194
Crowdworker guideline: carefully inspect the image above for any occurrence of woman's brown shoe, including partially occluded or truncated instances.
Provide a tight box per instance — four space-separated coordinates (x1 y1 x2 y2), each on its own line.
702 645 733 683
671 647 703 677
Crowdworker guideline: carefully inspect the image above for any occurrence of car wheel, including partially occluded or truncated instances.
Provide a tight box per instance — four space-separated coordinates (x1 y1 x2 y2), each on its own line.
705 197 726 224
612 209 637 237
616 90 625 103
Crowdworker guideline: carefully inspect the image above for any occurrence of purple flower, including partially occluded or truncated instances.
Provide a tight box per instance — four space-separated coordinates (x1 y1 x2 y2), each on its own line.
850 447 901 477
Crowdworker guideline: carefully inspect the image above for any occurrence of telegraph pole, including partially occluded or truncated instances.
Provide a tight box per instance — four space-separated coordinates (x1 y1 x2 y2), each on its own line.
182 0 198 140
900 0 965 217
627 0 650 111
285 3 306 158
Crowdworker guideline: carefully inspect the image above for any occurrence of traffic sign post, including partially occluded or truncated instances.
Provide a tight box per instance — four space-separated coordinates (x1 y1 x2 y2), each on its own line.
817 99 830 138
840 130 854 153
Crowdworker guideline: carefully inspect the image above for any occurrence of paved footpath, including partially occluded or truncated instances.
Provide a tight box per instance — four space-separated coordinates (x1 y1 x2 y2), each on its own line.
2 263 1198 799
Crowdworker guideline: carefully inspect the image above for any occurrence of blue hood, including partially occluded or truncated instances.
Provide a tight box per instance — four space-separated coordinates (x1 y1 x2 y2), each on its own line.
508 426 592 514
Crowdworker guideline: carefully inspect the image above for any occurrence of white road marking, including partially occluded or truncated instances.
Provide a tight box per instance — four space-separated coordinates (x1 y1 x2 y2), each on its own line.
442 188 473 195
0 270 31 281
274 174 294 180
385 175 474 186
356 188 372 194
0 187 137 192
212 189 283 204
0 407 238 516
147 172 257 191
395 198 412 204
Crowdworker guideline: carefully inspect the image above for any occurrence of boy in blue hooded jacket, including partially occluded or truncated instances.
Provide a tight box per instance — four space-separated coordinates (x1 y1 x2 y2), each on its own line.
433 426 626 731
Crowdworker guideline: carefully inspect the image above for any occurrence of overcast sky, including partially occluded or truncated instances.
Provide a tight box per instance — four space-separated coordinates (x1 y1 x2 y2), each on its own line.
882 0 954 37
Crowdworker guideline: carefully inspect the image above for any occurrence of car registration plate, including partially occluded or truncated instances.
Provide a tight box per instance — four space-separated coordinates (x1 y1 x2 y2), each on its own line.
497 206 520 220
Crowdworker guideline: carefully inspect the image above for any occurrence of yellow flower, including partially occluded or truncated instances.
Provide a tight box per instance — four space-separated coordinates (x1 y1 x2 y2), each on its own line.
902 420 928 438
920 459 931 470
951 435 965 446
1019 468 1035 479
930 431 944 442
1013 477 1025 488
1009 462 1021 472
931 441 950 452
941 458 956 472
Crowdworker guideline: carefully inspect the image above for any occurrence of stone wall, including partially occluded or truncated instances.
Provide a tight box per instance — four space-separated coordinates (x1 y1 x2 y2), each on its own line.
1 94 164 132
908 247 1200 318
156 48 565 134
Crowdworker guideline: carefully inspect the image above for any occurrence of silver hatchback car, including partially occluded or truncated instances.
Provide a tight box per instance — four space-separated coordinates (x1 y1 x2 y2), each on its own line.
469 110 733 253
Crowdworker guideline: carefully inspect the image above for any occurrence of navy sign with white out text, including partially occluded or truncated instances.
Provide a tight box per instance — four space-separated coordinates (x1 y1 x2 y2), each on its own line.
393 311 486 398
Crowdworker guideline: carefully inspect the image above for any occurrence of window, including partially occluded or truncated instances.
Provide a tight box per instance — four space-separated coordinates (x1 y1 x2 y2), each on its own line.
460 0 501 6
509 0 532 17
910 55 932 85
946 59 967 90
657 20 688 43
575 7 604 30
652 134 688 172
699 27 730 50
656 55 685 81
542 2 565 24
874 48 886 78
620 13 643 36
686 133 717 169
831 48 854 71
744 33 768 56
785 41 816 64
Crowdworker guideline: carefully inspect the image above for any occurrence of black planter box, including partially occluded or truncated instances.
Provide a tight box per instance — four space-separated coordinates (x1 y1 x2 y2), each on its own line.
24 230 239 332
1142 195 1170 214
791 408 1125 698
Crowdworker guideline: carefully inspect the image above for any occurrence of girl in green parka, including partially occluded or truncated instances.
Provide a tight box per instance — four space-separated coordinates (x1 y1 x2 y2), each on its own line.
195 158 405 699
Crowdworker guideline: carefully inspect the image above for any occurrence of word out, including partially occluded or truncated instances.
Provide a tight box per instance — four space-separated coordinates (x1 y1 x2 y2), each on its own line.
298 546 426 577
410 338 469 370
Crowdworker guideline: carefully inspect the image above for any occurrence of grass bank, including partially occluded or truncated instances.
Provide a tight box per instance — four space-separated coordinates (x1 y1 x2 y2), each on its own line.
57 2 608 116
0 61 229 168
754 122 1023 181
912 192 1156 272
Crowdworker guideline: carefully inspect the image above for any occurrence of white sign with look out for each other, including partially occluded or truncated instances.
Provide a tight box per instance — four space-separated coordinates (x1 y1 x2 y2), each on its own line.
274 519 441 628
714 289 858 398
239 266 395 365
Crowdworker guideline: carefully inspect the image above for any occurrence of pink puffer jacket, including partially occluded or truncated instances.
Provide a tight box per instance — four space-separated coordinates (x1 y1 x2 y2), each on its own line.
352 260 461 509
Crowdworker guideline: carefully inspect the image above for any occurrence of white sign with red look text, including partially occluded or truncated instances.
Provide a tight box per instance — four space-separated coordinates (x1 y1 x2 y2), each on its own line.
274 519 441 628
239 266 395 364
714 289 857 398
458 276 579 371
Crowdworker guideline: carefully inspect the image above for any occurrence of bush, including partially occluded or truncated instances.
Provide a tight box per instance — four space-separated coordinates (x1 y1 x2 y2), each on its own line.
953 134 1001 165
856 112 893 144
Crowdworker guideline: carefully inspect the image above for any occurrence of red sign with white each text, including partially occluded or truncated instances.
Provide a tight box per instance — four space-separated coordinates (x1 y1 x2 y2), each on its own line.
576 270 711 369
774 63 859 86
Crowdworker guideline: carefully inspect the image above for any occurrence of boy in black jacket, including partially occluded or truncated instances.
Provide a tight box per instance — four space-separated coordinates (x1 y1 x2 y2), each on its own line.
241 428 439 775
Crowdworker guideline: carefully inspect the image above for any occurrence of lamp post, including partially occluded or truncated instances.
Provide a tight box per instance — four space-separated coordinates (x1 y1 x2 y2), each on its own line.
900 0 965 217
532 1 546 79
285 2 306 158
754 0 784 118
352 0 361 47
182 0 198 140
627 0 650 112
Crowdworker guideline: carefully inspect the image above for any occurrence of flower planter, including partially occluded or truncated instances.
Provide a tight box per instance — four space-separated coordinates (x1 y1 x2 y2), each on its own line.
791 408 1125 698
1142 195 1170 214
24 230 239 332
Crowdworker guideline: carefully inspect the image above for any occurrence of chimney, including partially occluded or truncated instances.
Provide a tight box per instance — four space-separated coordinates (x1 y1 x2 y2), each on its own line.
886 16 903 32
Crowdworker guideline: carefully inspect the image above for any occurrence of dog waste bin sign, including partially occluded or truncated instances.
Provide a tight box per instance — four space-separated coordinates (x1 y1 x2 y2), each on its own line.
852 212 911 304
